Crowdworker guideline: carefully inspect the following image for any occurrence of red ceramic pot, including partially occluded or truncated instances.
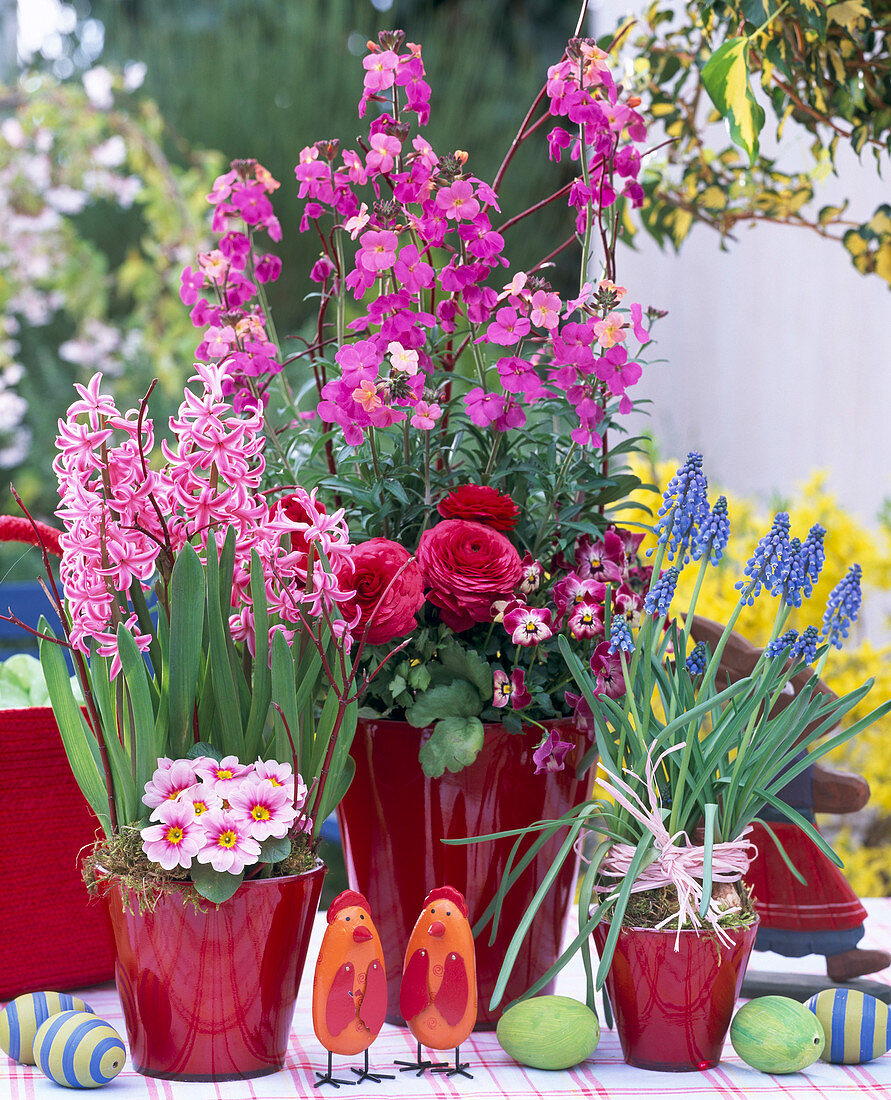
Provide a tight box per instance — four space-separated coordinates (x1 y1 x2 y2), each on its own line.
337 717 590 1029
103 862 325 1081
593 917 759 1071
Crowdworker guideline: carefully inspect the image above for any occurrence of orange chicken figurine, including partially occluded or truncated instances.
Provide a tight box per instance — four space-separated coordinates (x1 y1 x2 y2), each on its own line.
396 885 477 1079
312 890 393 1087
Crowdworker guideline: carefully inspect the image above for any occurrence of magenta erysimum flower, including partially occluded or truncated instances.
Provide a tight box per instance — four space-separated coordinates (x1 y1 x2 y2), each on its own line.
195 809 262 874
492 668 532 710
503 604 554 646
532 730 574 775
141 801 204 870
228 778 298 841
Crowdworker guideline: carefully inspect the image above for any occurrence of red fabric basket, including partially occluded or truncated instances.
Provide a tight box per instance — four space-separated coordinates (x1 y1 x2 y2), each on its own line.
0 706 115 998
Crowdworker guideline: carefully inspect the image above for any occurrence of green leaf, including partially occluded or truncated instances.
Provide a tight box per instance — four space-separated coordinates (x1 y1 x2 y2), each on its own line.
167 543 206 756
115 621 161 797
243 551 272 759
419 716 485 777
405 681 481 727
204 538 244 754
701 37 766 165
438 643 493 701
190 864 244 903
188 740 221 761
258 836 291 864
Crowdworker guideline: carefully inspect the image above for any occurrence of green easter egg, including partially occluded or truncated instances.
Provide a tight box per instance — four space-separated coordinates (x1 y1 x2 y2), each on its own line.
33 1011 125 1088
496 995 600 1070
0 992 94 1065
806 988 891 1064
731 996 825 1074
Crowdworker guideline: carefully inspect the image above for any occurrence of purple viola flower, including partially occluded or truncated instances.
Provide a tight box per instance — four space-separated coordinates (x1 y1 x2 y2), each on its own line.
532 729 573 775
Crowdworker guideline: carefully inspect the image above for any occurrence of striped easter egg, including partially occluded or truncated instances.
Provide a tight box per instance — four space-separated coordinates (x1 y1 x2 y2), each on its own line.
0 992 94 1065
806 988 891 1064
33 1011 125 1089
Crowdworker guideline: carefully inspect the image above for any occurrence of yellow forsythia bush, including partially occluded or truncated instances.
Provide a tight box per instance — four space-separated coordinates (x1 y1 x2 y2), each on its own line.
629 458 891 896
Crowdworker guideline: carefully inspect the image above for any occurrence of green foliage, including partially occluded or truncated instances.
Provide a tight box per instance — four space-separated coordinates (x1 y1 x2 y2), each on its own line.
418 715 486 777
613 0 891 286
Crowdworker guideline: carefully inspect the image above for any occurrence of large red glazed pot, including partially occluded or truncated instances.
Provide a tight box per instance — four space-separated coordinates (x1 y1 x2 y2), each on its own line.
103 862 325 1080
337 717 590 1028
593 918 759 1071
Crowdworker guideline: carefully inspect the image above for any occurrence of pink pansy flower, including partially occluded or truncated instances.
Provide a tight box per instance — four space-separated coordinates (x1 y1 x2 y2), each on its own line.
503 604 554 646
591 640 626 699
518 554 543 595
532 729 574 775
195 809 261 874
567 601 604 639
143 759 199 809
228 778 298 842
576 530 625 582
195 755 253 799
493 668 532 710
141 801 204 870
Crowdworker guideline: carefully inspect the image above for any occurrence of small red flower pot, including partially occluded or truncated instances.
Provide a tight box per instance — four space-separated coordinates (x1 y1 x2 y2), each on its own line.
103 862 324 1080
337 717 590 1028
594 918 758 1071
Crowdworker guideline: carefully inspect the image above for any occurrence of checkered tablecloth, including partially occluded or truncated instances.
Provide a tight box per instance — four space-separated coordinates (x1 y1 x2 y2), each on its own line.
4 899 891 1099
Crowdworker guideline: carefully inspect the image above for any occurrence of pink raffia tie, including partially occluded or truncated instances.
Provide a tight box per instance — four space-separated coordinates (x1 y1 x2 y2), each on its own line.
589 741 757 950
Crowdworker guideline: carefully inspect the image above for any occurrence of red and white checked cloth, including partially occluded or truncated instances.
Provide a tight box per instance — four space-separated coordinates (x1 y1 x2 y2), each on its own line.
4 899 891 1100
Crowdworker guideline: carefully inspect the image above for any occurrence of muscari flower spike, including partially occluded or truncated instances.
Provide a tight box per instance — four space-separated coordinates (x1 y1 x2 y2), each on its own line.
653 452 710 563
608 616 635 655
644 566 679 617
736 512 791 606
766 629 799 658
799 523 826 599
792 625 820 664
692 494 730 565
781 537 808 608
685 641 706 676
821 564 862 649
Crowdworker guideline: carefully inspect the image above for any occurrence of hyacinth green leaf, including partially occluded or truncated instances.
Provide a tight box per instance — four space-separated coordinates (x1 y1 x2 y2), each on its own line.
419 716 485 777
116 621 161 796
701 37 765 165
270 629 299 765
315 755 356 831
38 622 110 834
190 863 243 903
205 539 243 755
699 803 717 918
243 551 271 760
754 819 807 885
167 542 206 755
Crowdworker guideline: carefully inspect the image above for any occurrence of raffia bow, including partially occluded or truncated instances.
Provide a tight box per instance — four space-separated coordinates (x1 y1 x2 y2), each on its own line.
591 741 757 949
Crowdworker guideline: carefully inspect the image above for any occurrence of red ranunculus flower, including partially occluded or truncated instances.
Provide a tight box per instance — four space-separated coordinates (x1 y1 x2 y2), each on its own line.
416 518 522 632
343 538 425 645
436 484 520 531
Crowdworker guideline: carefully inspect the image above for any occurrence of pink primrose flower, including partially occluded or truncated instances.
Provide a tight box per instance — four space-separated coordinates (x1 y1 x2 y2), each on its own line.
141 800 204 870
228 778 298 841
503 604 554 646
195 808 261 874
143 758 199 810
195 755 253 799
254 759 299 802
171 782 223 821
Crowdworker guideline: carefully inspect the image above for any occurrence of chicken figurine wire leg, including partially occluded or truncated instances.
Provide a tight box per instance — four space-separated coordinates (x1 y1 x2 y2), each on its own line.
396 886 477 1079
312 890 393 1088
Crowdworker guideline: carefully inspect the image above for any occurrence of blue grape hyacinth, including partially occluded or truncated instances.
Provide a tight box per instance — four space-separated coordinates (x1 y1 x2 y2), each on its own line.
766 629 799 658
644 566 679 616
653 452 710 563
685 641 707 676
792 625 820 664
822 564 862 648
608 617 635 655
736 512 792 605
692 495 730 565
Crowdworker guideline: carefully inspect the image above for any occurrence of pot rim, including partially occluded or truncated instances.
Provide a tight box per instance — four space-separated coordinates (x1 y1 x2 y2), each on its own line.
99 855 326 896
596 914 760 935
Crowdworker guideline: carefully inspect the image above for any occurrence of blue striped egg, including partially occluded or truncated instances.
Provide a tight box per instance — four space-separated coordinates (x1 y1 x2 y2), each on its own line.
0 992 94 1065
806 988 891 1064
33 1011 125 1088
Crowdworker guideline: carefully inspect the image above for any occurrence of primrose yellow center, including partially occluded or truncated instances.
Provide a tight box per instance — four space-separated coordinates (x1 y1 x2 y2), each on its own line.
218 830 237 849
194 802 208 816
217 769 233 780
166 826 184 844
251 805 271 821
166 788 186 800
269 778 282 787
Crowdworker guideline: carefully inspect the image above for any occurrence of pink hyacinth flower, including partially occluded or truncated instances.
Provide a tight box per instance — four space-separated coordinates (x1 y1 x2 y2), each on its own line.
141 801 204 870
195 808 261 874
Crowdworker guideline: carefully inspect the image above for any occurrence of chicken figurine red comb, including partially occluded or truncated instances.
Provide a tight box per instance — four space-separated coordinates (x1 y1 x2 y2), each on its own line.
312 890 393 1087
396 886 477 1079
